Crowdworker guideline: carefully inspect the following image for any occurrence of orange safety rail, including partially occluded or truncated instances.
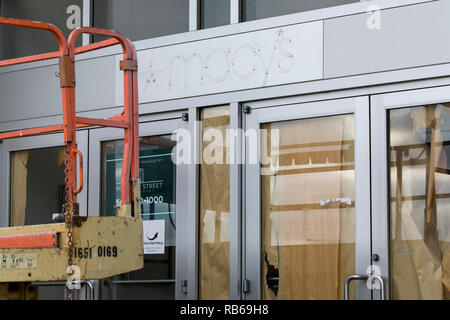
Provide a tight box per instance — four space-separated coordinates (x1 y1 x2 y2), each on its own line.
0 17 139 212
68 27 140 204
0 232 58 249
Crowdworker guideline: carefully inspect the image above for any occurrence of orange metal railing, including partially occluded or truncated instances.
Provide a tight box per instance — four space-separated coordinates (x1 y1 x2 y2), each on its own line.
0 17 140 212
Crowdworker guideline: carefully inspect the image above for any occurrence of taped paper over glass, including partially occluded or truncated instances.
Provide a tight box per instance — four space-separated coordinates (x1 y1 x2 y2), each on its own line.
261 114 355 300
390 104 450 300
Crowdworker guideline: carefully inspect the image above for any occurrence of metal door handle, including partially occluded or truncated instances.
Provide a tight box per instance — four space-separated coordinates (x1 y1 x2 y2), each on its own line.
368 274 385 300
344 273 386 300
344 274 367 300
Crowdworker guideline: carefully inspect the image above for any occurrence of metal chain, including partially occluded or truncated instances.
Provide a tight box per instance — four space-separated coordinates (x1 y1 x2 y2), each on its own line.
64 144 74 267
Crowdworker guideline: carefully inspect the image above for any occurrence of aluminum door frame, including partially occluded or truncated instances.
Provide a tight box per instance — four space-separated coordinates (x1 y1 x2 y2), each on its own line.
0 130 89 227
88 116 190 300
243 96 371 300
371 84 450 300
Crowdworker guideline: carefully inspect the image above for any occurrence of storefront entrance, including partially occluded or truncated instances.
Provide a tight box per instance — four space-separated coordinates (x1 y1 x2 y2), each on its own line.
243 88 450 300
1 87 449 300
243 97 371 299
88 116 189 300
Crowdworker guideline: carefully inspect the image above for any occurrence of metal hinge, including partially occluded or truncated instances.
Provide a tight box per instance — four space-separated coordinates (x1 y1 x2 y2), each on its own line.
181 280 188 294
182 113 189 122
242 278 250 294
242 106 251 114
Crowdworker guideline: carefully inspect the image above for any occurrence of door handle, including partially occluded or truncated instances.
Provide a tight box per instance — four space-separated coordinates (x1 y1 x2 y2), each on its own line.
368 274 386 300
344 274 367 300
344 273 386 300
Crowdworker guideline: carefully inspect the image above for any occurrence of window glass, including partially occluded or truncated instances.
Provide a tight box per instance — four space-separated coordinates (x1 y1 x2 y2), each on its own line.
199 106 230 299
10 146 66 227
0 0 83 59
93 0 189 42
242 0 358 22
200 0 230 29
9 146 72 300
389 104 450 300
101 135 176 300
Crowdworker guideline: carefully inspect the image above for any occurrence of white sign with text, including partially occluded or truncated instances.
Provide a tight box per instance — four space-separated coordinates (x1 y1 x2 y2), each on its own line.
143 219 165 254
115 21 323 103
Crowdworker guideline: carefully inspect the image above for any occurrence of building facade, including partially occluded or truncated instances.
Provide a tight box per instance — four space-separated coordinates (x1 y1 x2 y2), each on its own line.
0 0 449 300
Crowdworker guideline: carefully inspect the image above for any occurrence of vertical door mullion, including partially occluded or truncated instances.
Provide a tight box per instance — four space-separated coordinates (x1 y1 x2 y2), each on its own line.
230 102 242 299
82 0 91 45
354 97 372 300
244 105 261 300
370 95 390 299
189 0 200 31
175 118 189 300
230 0 241 24
0 139 8 227
186 107 200 299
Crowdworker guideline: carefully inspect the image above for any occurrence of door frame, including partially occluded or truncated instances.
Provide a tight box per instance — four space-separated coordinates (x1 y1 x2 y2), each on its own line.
0 130 89 227
88 115 190 300
242 96 371 299
370 84 450 300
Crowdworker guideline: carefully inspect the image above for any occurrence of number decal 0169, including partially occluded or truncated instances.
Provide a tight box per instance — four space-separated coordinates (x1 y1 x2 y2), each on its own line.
74 246 118 259
98 246 118 257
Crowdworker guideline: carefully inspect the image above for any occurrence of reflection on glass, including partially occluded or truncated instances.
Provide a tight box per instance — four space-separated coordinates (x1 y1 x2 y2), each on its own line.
199 106 230 299
93 0 189 42
389 104 450 300
242 0 357 22
261 114 355 300
0 0 83 59
102 135 176 300
200 0 230 29
11 147 66 226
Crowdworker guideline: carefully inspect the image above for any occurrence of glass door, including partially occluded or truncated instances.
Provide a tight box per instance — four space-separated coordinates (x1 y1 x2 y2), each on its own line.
244 97 372 300
371 86 450 300
0 130 88 299
89 116 189 300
